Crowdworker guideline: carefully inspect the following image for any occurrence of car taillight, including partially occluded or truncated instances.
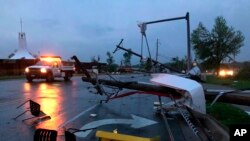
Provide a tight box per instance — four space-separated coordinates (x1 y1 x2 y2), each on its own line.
40 68 47 73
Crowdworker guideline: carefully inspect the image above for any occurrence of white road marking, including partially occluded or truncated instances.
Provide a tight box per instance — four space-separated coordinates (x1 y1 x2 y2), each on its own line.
246 111 250 115
75 114 158 138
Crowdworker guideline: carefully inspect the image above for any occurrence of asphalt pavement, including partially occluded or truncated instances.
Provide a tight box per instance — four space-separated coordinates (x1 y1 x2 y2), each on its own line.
0 75 175 141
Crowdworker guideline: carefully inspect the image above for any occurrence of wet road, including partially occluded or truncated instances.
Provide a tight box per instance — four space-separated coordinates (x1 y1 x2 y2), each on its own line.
0 75 178 141
0 76 99 141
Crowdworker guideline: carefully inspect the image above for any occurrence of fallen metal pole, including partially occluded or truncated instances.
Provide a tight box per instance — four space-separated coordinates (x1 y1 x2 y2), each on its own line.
205 91 250 106
71 56 91 79
72 55 250 107
82 77 250 106
81 77 181 96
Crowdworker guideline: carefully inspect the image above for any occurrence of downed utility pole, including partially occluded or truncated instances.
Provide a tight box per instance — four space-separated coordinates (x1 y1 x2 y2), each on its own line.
81 77 182 97
205 90 250 106
113 39 182 73
81 76 250 106
72 55 250 107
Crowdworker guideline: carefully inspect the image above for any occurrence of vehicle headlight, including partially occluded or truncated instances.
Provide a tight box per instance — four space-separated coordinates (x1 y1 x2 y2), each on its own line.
219 70 226 77
227 70 234 76
40 68 47 73
25 68 29 73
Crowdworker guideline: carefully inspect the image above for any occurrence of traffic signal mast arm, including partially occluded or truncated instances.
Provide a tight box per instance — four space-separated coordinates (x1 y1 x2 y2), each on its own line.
138 12 191 71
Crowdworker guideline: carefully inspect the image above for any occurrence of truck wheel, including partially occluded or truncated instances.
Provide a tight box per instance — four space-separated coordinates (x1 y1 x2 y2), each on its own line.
64 76 70 81
64 73 71 81
46 72 54 82
26 77 33 82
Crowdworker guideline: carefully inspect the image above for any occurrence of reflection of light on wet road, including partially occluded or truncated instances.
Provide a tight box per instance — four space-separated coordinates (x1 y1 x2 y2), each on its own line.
23 83 31 91
39 83 60 96
23 83 31 97
37 97 65 130
23 82 66 130
40 98 58 118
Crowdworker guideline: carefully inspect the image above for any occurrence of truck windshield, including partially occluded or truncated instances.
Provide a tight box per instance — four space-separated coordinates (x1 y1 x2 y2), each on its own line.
36 61 58 66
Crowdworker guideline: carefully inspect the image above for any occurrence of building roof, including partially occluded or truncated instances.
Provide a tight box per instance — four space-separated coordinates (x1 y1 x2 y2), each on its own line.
10 49 35 59
9 31 35 60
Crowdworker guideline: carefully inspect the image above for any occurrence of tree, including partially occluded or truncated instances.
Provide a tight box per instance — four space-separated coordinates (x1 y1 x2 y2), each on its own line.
123 49 132 67
91 55 100 63
106 52 114 65
144 58 153 72
106 51 117 72
191 16 244 74
169 56 186 71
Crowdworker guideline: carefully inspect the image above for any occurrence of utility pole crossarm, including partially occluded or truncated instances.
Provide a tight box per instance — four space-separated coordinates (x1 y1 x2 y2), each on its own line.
116 45 142 58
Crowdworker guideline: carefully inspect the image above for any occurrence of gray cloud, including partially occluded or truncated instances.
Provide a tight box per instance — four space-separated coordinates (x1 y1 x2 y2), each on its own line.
77 24 114 39
33 19 60 28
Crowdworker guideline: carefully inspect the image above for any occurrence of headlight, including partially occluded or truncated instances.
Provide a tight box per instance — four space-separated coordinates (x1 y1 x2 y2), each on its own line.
25 68 29 73
40 68 47 73
219 70 226 77
219 69 234 77
227 70 234 76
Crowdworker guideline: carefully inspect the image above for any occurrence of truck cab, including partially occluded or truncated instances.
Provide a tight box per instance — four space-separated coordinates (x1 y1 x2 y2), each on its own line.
25 56 75 82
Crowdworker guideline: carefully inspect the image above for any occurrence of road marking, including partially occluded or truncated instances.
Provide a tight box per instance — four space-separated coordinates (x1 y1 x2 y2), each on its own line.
246 111 250 115
58 104 98 129
75 114 158 138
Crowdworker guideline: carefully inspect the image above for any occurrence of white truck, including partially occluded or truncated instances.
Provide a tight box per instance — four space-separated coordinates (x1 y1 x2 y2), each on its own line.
25 56 75 82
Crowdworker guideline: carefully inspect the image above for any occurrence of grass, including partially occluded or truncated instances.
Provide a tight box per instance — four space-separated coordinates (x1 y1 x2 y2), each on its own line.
206 75 250 127
231 80 250 89
206 75 250 89
207 102 250 126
